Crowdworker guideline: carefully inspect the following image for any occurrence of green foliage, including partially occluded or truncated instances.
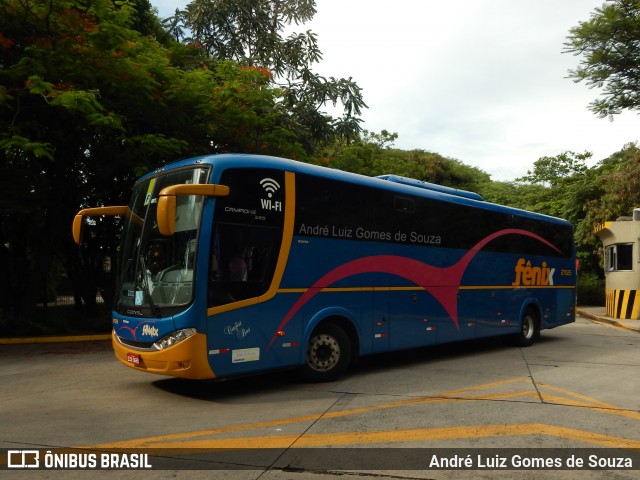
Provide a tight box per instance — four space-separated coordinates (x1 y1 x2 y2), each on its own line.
0 0 305 318
498 151 602 278
576 144 640 279
5 0 639 322
514 151 592 219
577 272 606 306
318 130 490 192
479 181 541 211
565 0 640 117
180 0 319 77
518 151 590 187
582 143 640 226
174 0 367 148
506 146 640 285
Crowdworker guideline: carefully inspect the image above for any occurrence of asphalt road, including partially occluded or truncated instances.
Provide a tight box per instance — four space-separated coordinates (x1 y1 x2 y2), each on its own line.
1 315 639 479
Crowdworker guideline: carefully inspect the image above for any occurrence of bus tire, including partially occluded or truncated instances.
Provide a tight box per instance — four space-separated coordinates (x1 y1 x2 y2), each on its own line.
300 323 351 382
513 307 539 347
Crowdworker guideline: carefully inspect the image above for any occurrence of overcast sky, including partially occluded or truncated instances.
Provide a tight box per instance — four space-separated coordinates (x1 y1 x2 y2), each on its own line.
153 0 640 181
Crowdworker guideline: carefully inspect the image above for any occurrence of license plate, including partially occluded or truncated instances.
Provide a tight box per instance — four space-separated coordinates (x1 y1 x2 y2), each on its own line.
126 352 141 365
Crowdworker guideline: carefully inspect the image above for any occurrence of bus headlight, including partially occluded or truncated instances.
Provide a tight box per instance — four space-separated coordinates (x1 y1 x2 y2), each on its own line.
152 328 197 351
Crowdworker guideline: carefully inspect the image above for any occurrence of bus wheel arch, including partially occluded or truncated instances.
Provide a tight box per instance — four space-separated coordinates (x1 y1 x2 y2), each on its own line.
513 304 541 347
299 316 358 382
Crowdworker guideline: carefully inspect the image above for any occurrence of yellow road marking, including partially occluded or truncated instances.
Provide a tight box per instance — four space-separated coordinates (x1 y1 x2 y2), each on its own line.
87 378 640 450
89 424 640 450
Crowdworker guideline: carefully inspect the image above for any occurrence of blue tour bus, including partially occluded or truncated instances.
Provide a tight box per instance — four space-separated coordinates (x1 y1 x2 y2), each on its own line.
73 154 576 382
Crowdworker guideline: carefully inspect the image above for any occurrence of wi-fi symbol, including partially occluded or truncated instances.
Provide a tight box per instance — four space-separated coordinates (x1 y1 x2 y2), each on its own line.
260 178 280 198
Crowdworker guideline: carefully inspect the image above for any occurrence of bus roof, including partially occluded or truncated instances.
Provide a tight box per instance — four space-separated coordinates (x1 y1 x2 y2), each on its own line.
143 153 571 227
376 175 484 201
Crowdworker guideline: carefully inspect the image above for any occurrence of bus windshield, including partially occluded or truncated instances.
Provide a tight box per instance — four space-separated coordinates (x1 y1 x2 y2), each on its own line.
115 167 209 316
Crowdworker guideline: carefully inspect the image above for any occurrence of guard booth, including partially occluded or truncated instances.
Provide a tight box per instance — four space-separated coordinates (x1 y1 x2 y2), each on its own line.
595 209 640 319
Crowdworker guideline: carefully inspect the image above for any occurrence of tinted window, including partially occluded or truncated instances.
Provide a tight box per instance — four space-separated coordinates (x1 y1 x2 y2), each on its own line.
209 168 286 307
295 174 573 258
208 223 282 306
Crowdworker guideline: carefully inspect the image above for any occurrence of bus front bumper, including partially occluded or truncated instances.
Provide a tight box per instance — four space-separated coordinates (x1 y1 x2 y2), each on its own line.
112 331 216 380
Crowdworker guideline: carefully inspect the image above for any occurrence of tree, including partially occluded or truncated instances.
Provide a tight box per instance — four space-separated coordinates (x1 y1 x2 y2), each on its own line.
0 0 304 320
478 181 541 211
508 148 640 282
518 151 590 187
174 0 367 148
565 0 640 117
320 131 491 193
514 151 591 219
322 130 397 175
583 143 640 228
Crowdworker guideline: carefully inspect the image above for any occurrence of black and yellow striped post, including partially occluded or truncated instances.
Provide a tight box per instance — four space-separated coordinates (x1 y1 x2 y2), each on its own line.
605 289 640 319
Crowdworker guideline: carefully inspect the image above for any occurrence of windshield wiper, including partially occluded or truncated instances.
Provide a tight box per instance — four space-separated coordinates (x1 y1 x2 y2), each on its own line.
139 254 161 318
115 257 134 311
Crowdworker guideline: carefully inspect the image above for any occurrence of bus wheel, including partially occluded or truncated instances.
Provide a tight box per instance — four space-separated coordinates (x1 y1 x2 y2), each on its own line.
513 308 539 347
300 323 351 382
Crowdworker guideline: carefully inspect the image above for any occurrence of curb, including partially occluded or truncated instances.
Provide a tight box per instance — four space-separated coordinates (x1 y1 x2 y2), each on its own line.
576 309 640 333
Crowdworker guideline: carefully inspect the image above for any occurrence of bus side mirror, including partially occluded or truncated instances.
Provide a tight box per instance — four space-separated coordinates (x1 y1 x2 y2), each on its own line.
157 184 230 236
72 206 129 245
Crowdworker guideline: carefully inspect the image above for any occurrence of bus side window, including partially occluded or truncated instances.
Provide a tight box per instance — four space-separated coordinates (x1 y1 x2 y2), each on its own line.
394 196 415 214
229 247 251 281
208 224 281 307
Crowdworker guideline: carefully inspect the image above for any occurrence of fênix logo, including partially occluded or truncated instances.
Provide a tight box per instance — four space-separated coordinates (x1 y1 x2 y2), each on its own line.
512 258 555 286
141 324 158 337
